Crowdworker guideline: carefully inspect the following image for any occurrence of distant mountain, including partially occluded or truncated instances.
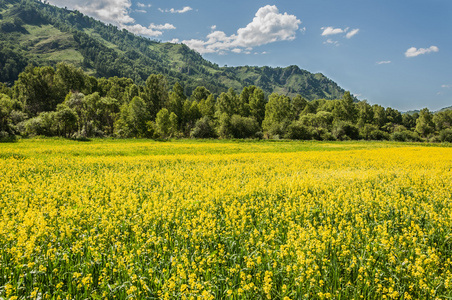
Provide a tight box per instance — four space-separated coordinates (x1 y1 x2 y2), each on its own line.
436 106 452 113
0 0 347 99
402 106 452 115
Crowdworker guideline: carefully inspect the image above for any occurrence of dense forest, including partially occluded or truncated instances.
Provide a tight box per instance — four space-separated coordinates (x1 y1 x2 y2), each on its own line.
0 0 346 99
1 63 452 142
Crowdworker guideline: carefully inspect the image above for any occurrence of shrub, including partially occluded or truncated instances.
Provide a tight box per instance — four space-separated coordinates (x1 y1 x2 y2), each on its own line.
190 117 217 139
439 129 452 143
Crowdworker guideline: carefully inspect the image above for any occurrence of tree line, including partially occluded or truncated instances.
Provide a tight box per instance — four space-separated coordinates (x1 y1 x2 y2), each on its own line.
1 63 452 142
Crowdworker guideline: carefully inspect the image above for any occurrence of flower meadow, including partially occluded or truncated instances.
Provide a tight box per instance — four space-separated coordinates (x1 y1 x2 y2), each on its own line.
1 139 452 299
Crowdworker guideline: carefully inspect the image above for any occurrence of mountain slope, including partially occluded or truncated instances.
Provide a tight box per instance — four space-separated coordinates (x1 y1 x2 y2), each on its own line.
0 0 347 99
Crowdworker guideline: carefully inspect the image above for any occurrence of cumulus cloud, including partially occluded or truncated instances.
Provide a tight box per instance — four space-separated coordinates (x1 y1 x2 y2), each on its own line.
377 60 391 65
405 46 439 57
45 0 175 37
160 6 193 13
183 5 301 54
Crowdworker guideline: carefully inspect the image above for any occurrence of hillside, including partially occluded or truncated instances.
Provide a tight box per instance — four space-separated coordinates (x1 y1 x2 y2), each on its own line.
0 0 347 99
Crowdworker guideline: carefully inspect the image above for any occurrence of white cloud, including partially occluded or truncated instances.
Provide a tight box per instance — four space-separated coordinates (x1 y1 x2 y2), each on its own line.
441 84 452 88
323 39 339 46
377 60 391 65
135 9 146 13
321 27 344 36
149 23 176 30
183 5 301 54
345 28 359 39
45 0 174 37
121 23 175 37
72 0 135 25
160 6 193 14
405 46 439 57
321 26 359 45
136 2 151 8
167 38 180 44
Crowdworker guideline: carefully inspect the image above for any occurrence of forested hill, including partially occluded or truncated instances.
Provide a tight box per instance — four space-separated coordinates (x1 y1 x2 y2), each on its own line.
0 0 346 99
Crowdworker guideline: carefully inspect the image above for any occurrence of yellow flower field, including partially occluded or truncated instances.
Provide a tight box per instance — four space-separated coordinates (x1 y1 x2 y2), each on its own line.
0 139 452 299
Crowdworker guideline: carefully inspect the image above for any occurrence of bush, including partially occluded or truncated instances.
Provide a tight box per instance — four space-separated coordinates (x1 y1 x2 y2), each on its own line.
368 130 390 141
391 130 421 142
285 121 311 140
190 117 217 139
229 115 260 139
332 121 359 140
0 131 16 142
439 129 452 143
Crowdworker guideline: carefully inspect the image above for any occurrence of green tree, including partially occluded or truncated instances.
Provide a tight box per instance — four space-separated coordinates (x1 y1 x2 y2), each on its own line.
433 110 452 131
0 93 22 138
123 84 139 103
415 108 434 138
291 95 308 120
190 116 217 139
372 104 387 128
217 112 231 139
168 82 186 128
64 92 86 135
155 108 177 138
116 96 150 137
262 93 291 136
238 86 258 117
356 100 374 127
215 88 238 117
143 74 169 119
248 87 266 126
55 62 87 95
55 104 78 137
13 65 61 116
385 107 402 124
332 91 356 122
191 86 211 103
198 94 215 119
229 115 260 139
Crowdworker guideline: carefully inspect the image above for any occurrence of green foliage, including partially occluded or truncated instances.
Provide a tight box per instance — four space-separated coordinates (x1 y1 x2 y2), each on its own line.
439 129 452 143
332 121 360 140
229 115 260 139
262 93 291 136
155 108 177 138
416 108 435 137
285 121 312 140
190 116 217 139
391 130 421 142
248 87 266 126
13 65 63 116
215 88 238 117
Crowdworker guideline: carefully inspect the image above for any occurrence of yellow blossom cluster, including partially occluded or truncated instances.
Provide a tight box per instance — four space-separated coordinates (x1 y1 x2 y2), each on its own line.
0 139 452 299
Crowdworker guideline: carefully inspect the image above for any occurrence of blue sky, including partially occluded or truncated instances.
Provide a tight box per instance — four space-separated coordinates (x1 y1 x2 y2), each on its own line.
46 0 452 111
